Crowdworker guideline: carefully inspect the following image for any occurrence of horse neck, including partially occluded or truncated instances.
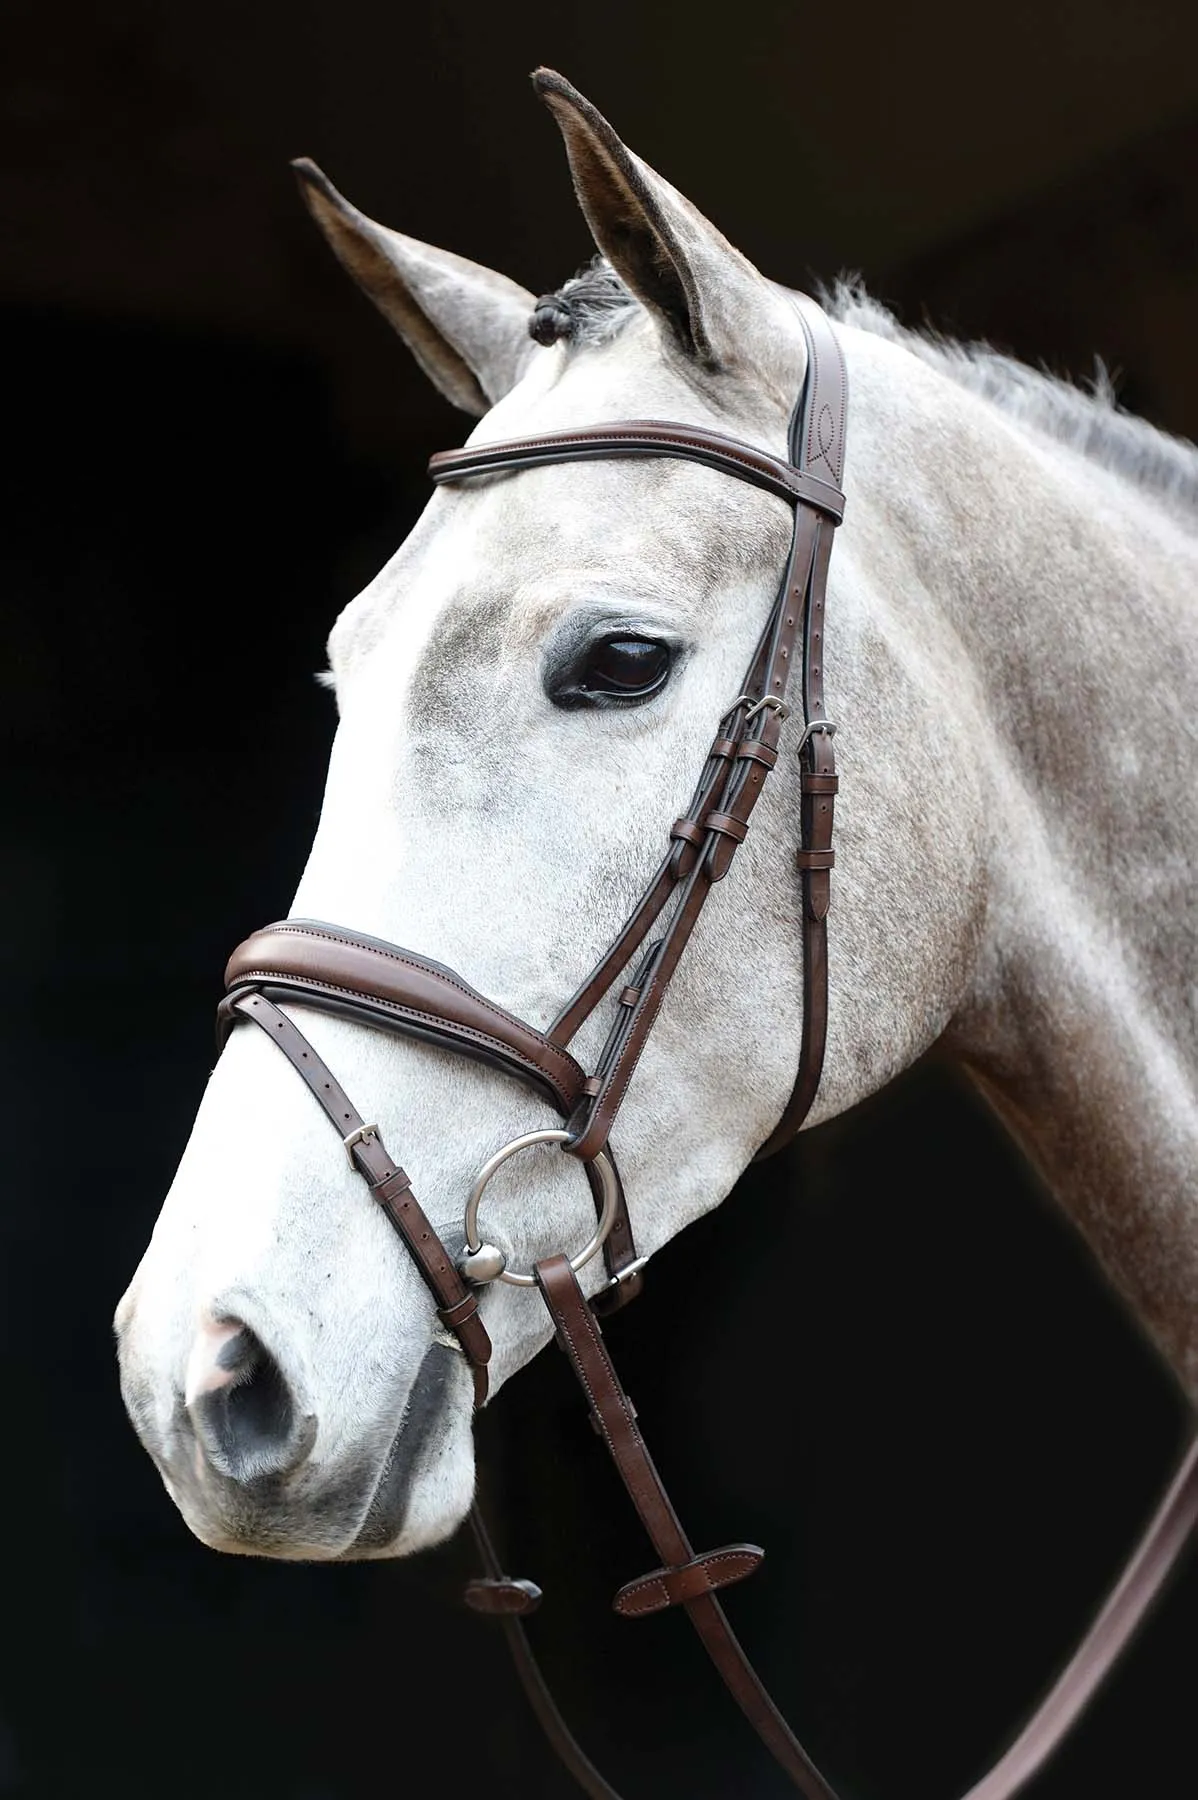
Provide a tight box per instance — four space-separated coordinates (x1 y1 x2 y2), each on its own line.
856 337 1198 1399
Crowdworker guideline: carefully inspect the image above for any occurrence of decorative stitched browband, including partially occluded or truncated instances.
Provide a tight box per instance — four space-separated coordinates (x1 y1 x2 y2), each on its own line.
426 419 846 519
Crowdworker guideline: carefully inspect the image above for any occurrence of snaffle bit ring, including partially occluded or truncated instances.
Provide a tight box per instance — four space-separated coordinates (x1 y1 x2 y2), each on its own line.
461 1128 620 1289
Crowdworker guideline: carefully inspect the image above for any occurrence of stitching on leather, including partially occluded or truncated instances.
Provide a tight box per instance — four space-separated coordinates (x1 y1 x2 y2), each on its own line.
823 335 848 483
236 970 575 1108
577 972 664 1157
806 338 832 479
436 426 788 474
586 733 772 1127
434 440 842 521
801 312 846 485
829 330 848 483
803 317 822 472
554 1282 638 1476
435 431 804 497
590 843 730 1140
245 924 582 1077
262 924 579 1074
618 1550 757 1614
619 1578 670 1614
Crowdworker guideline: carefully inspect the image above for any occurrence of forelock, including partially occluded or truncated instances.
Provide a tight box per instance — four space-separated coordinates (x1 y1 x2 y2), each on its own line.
530 257 639 349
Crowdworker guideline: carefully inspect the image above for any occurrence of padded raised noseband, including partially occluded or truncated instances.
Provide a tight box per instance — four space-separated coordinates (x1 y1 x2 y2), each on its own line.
223 919 589 1116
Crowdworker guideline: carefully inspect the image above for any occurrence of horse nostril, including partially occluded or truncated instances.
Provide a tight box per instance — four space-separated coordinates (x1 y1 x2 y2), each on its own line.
185 1317 315 1484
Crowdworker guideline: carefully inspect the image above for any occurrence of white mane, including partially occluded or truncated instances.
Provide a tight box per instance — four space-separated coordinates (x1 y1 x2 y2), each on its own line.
826 280 1198 527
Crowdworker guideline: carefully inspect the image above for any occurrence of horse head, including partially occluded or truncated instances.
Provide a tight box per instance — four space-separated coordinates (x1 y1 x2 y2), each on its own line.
117 71 1072 1561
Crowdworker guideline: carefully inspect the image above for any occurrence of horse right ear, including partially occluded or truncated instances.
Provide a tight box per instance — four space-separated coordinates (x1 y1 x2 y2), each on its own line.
532 70 794 384
292 158 537 417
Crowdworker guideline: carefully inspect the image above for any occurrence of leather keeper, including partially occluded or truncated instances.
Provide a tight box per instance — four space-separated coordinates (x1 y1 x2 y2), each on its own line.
800 771 839 794
670 817 706 847
464 1576 542 1616
437 1291 480 1329
372 1167 413 1204
805 869 832 922
703 811 750 843
618 985 641 1008
613 1544 764 1618
795 848 835 870
590 1392 636 1433
737 738 778 769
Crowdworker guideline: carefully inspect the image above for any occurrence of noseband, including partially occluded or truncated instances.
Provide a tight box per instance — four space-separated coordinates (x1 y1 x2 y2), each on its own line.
215 293 1198 1800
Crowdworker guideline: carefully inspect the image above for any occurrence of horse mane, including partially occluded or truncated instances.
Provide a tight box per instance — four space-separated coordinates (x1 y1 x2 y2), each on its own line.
826 279 1198 524
538 260 1198 523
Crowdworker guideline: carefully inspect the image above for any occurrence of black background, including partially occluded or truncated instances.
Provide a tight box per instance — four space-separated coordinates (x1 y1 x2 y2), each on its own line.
5 5 1198 1797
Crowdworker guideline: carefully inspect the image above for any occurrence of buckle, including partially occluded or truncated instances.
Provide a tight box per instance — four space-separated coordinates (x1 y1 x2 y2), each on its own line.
796 717 837 751
343 1122 380 1168
744 695 790 723
599 1255 649 1292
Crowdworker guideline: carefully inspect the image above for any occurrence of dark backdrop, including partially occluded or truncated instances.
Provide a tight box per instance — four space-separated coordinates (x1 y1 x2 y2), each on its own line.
5 5 1198 1797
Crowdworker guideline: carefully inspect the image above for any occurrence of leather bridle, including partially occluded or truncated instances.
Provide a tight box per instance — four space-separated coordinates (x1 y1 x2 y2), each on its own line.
214 292 1198 1799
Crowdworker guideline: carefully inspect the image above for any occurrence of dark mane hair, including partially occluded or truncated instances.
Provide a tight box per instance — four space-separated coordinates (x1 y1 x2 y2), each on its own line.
528 257 639 347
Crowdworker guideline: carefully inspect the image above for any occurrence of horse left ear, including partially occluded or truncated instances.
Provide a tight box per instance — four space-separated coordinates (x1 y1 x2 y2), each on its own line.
533 69 793 378
292 158 537 416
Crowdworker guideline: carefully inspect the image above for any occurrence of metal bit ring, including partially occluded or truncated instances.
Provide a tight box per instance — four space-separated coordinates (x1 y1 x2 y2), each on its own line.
462 1128 620 1289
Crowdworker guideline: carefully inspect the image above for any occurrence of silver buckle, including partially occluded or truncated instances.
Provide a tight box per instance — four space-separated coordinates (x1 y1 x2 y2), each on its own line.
343 1123 379 1168
728 693 792 724
796 717 838 751
744 695 790 723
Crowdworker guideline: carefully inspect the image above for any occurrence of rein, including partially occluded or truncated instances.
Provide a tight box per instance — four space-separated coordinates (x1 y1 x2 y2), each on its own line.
215 292 1198 1798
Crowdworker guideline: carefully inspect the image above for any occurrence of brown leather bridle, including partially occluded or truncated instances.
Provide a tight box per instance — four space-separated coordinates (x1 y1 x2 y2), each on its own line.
215 293 1198 1799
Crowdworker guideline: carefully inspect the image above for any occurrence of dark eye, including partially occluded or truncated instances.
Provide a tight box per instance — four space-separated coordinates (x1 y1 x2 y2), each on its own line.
578 637 671 700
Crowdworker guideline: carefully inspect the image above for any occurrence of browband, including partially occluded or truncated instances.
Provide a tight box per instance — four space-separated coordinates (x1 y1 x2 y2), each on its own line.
429 421 846 522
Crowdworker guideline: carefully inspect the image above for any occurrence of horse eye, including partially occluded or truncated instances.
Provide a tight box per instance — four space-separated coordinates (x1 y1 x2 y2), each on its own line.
579 637 671 700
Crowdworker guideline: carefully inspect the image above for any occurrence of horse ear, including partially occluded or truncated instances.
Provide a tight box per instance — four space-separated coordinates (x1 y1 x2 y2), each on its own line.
292 158 536 416
532 69 784 374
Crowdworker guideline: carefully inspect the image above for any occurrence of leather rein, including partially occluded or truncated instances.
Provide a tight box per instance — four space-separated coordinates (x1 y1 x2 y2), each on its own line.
216 292 1198 1798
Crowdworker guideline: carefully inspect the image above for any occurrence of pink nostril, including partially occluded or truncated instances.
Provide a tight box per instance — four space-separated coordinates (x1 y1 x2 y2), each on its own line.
184 1313 315 1484
184 1316 246 1409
